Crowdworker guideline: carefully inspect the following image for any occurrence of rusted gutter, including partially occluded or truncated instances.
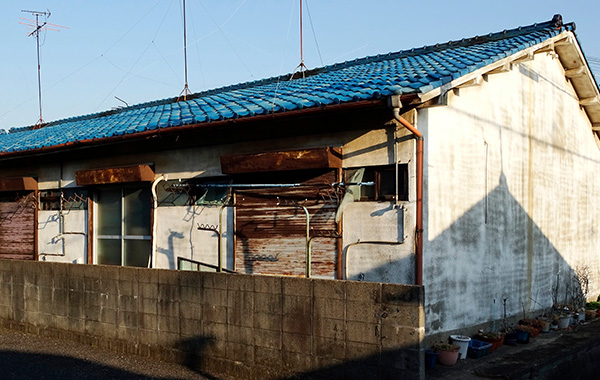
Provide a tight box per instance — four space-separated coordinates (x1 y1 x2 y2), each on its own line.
390 96 423 286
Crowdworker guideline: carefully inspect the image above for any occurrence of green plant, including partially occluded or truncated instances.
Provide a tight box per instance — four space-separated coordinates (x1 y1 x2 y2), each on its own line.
431 341 460 352
586 301 600 310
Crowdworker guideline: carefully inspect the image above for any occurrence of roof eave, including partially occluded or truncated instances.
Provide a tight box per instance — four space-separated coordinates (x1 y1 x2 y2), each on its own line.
0 96 418 161
417 30 600 139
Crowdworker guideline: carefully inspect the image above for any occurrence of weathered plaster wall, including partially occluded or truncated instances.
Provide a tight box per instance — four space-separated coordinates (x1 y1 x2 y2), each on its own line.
422 52 600 335
38 210 87 264
154 206 234 270
27 124 417 281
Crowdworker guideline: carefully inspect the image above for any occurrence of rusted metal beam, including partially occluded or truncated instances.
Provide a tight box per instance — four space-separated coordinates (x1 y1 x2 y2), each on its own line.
0 176 38 191
221 147 342 174
75 164 155 186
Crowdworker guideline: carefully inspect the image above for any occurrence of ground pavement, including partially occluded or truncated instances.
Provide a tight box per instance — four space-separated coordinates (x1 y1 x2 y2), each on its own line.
426 320 600 380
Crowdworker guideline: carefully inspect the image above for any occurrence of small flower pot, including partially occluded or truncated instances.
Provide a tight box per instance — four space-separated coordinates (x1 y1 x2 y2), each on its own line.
437 349 459 366
425 349 439 369
504 332 518 346
515 330 529 343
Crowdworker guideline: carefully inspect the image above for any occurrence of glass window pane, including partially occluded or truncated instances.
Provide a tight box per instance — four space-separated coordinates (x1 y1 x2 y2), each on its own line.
124 240 151 267
97 189 122 235
97 239 121 265
378 167 397 200
123 188 151 236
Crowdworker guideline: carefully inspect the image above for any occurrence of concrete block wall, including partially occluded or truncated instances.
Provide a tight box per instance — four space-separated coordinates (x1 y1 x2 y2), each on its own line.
0 260 424 380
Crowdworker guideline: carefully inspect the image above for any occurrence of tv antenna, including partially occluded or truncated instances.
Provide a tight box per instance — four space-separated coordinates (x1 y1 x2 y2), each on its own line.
19 10 69 128
178 0 192 101
290 0 308 79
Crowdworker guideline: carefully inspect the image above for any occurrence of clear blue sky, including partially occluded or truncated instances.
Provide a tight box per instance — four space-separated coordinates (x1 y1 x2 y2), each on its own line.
1 1 598 131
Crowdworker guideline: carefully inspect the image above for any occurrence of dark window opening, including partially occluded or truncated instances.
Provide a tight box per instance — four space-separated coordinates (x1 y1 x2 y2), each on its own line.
39 189 88 211
344 164 408 202
158 178 232 207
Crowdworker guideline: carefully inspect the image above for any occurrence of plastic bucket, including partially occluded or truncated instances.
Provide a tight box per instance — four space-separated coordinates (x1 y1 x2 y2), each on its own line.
450 335 471 360
558 316 570 329
425 349 438 369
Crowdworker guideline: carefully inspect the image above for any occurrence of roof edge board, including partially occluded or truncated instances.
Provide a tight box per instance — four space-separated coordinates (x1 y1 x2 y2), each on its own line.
580 96 600 107
418 31 596 107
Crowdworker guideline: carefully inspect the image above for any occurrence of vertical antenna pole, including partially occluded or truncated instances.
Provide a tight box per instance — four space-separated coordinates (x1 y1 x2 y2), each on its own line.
35 13 44 126
290 0 307 79
21 9 67 128
300 0 304 70
179 0 191 101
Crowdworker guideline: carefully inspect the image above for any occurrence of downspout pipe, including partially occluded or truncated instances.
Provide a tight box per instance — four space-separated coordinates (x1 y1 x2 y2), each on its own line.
390 96 423 286
150 175 166 268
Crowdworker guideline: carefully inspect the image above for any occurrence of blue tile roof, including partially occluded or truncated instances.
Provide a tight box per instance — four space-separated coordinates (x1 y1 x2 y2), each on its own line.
0 16 571 155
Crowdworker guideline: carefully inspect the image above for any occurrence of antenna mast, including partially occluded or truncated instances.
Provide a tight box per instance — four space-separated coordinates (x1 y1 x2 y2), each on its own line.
20 10 68 128
178 0 191 101
291 0 308 79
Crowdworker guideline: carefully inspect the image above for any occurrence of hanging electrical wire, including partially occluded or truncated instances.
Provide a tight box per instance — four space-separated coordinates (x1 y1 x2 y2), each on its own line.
197 0 254 78
304 0 323 66
95 41 155 112
271 0 297 112
100 0 163 57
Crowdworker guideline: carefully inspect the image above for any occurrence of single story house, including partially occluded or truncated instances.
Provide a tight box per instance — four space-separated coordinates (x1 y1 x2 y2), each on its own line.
0 14 598 338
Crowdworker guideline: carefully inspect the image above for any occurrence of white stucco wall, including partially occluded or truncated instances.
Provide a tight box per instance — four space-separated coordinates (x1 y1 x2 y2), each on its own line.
422 52 600 335
154 206 234 270
38 209 87 264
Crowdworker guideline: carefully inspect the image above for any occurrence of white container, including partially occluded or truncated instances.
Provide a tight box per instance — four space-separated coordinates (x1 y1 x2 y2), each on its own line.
450 335 471 360
558 315 571 329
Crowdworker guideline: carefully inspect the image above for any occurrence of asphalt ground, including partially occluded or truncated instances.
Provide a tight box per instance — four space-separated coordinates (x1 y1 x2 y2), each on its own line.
2 321 600 380
426 319 600 380
0 327 214 380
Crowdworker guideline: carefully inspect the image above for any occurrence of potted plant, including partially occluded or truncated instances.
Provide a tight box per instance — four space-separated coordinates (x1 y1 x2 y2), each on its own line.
476 330 505 352
432 341 460 366
586 301 600 319
519 319 543 337
514 325 536 343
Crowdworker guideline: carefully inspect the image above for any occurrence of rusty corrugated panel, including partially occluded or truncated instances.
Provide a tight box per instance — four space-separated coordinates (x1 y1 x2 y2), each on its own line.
221 147 342 174
234 170 339 278
0 197 35 260
0 177 38 192
75 165 154 186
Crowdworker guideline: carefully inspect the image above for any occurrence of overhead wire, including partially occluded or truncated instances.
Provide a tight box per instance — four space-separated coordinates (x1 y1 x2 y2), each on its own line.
197 0 254 78
151 0 181 86
271 0 297 112
95 41 155 112
100 0 163 57
95 0 182 111
304 0 323 66
188 0 206 90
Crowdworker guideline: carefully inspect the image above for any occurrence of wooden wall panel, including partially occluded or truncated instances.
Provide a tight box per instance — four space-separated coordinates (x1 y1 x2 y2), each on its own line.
0 198 35 260
234 170 340 278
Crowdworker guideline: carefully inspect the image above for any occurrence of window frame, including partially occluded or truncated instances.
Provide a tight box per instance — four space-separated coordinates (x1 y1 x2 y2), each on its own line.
94 185 152 267
344 164 409 202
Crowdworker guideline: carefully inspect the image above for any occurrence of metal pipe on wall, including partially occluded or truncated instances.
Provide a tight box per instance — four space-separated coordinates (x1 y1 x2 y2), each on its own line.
150 175 166 268
390 96 424 286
